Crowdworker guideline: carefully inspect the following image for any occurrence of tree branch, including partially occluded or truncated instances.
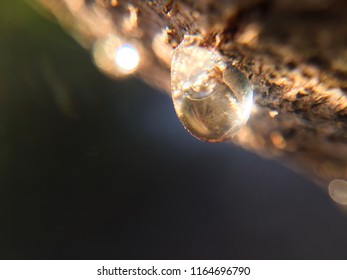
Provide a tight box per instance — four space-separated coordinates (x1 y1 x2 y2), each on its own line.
34 0 347 185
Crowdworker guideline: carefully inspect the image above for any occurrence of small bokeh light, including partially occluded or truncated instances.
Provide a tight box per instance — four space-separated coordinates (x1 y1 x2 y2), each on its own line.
114 43 139 74
92 35 140 78
329 179 347 205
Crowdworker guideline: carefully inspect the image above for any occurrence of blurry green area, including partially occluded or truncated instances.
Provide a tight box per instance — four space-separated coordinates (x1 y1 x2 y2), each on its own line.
0 0 102 187
0 1 137 258
0 0 113 111
1 1 77 76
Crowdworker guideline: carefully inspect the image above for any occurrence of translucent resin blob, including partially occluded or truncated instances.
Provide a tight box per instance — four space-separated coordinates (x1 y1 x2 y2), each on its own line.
171 35 253 142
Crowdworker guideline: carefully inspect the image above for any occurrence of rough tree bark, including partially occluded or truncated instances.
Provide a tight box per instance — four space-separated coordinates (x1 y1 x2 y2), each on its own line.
34 0 347 186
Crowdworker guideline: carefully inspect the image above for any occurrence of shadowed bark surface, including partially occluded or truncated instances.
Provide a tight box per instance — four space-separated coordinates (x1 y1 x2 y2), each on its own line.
35 0 347 185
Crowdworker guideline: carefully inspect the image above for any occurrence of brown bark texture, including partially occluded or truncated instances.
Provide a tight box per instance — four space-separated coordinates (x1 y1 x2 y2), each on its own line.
34 0 347 186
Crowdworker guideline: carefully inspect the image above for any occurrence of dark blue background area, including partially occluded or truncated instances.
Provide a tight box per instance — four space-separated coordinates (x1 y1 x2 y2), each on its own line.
1 1 347 260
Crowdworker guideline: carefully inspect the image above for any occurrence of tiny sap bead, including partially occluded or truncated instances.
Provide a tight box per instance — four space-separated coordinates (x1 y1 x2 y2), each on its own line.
171 35 253 142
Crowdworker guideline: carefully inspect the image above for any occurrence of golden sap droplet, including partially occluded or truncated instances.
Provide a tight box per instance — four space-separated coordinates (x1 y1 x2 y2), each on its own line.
171 35 253 142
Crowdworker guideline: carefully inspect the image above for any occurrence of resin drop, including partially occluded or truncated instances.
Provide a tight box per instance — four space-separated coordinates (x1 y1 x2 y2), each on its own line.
171 35 253 142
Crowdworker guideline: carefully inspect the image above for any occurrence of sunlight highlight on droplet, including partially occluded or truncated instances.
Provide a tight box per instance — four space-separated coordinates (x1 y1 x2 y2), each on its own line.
114 44 140 74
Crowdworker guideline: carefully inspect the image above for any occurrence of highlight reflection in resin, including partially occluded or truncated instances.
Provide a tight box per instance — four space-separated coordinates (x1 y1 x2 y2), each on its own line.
171 35 253 142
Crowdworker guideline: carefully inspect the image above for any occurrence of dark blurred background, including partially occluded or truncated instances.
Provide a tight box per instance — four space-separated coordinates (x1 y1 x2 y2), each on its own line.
1 1 347 259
